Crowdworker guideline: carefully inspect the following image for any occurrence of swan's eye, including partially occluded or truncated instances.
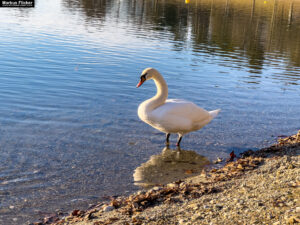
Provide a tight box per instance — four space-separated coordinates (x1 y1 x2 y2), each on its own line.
141 73 147 80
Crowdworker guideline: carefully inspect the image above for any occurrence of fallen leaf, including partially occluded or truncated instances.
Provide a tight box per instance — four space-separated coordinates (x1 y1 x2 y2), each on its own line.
185 169 194 174
71 210 80 216
226 151 236 162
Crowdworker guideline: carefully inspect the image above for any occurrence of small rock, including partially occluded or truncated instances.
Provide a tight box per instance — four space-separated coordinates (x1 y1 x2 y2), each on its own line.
240 183 247 188
215 205 223 210
200 170 208 177
258 202 264 206
167 183 177 188
189 203 199 210
213 157 223 164
152 186 162 191
280 196 287 201
179 182 187 188
103 205 115 212
288 164 295 169
237 164 244 170
65 216 73 221
296 207 300 213
178 219 187 224
137 190 146 195
85 212 96 220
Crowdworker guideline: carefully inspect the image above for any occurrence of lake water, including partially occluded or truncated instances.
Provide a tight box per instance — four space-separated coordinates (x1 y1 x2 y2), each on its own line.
0 0 299 223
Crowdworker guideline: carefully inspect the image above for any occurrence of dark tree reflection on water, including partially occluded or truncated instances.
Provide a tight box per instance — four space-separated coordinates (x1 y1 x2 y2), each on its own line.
63 0 108 23
63 0 300 75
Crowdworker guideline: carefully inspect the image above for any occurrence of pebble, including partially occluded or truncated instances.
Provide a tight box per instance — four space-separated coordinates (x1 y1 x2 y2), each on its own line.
103 206 114 212
215 205 223 210
152 186 162 191
167 183 177 188
189 203 199 210
287 164 295 169
178 218 187 224
213 157 223 164
137 190 146 195
257 202 264 206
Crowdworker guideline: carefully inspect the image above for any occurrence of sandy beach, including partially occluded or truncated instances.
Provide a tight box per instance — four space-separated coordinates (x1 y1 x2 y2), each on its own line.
34 131 300 225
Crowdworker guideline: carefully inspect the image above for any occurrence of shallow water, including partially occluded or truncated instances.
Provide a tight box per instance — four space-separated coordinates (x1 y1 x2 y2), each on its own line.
0 0 300 223
133 147 210 187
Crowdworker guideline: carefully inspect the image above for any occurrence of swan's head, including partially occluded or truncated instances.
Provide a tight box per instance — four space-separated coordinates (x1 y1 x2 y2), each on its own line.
136 68 158 88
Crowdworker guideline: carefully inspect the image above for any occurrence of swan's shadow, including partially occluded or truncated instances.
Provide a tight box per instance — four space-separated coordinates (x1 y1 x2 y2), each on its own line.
133 147 210 188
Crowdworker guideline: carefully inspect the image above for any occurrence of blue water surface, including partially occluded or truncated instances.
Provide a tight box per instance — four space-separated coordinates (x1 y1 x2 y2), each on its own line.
0 0 299 223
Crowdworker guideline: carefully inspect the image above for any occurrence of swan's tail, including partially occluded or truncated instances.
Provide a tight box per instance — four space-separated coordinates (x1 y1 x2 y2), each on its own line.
209 109 221 119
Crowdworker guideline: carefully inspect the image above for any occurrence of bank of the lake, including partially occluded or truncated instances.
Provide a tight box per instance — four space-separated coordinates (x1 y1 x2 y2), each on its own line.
36 131 300 225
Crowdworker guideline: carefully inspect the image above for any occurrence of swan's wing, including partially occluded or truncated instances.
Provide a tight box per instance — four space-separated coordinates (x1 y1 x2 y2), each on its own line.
149 99 211 133
154 99 210 121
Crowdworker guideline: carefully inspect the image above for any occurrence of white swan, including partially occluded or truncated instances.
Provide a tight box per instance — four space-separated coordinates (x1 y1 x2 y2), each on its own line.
137 68 220 146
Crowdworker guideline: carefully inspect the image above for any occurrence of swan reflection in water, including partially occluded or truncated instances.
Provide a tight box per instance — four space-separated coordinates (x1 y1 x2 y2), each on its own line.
133 147 210 188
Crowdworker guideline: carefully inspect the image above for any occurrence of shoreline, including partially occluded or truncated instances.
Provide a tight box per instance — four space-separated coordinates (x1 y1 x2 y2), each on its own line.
35 131 299 225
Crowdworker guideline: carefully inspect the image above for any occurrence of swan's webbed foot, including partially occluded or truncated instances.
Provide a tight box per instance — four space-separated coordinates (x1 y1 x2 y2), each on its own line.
176 134 183 147
165 133 170 146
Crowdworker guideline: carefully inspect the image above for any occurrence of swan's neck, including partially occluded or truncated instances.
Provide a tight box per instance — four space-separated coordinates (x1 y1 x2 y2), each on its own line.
147 73 168 111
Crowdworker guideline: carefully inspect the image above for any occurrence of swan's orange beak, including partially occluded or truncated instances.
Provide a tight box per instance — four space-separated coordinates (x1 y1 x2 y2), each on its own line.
136 76 146 88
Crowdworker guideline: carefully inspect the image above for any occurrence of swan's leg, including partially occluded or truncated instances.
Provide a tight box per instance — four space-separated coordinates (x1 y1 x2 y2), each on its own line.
176 134 183 147
165 133 170 145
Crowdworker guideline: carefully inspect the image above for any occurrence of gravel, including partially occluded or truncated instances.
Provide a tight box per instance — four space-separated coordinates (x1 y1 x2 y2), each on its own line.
37 131 300 225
